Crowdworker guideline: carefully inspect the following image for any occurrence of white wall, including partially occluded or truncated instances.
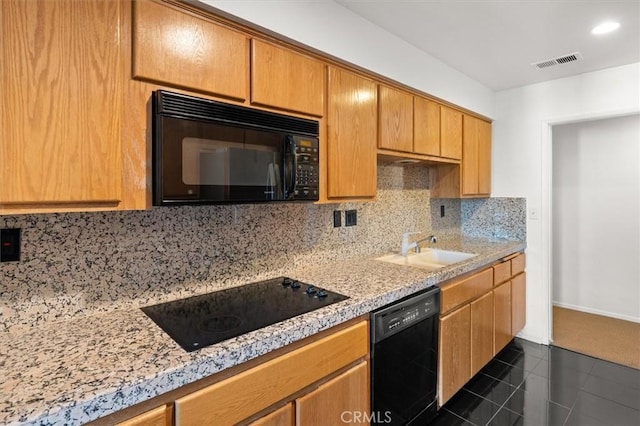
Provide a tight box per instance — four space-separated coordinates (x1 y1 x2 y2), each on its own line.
552 115 640 322
198 0 495 117
493 62 640 343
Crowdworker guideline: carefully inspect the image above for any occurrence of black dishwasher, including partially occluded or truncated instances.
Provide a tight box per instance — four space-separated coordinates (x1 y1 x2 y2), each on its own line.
370 286 440 425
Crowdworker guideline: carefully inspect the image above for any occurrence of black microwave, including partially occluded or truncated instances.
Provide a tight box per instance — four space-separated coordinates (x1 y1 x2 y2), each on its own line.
152 90 320 205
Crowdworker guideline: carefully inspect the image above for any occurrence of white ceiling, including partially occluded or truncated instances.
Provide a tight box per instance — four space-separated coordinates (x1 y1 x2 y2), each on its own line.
334 0 640 91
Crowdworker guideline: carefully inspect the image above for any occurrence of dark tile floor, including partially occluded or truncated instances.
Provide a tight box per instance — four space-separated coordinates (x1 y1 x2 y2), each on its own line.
430 338 640 426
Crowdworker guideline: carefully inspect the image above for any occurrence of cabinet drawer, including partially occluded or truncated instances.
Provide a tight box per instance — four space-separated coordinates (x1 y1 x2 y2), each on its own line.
174 321 368 426
247 403 293 426
511 253 526 276
116 405 170 426
493 261 511 286
441 268 493 315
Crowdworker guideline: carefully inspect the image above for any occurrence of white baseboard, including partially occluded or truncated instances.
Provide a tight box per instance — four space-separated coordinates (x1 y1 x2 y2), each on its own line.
515 331 548 345
552 302 640 324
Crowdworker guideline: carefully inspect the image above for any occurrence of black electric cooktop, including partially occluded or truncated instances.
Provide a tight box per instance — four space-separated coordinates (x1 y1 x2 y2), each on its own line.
141 277 349 352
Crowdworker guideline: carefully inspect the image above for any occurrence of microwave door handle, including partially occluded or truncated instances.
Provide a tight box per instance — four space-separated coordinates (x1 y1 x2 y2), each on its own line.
284 136 296 199
273 163 282 199
266 163 275 200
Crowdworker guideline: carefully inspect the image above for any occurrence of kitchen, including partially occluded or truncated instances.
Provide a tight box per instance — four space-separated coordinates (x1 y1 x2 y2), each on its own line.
1 1 638 425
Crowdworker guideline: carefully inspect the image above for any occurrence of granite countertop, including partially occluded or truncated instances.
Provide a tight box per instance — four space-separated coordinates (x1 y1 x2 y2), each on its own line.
0 237 525 425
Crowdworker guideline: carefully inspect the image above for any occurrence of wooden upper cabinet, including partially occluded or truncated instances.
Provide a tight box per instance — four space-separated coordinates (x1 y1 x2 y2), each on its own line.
132 0 248 100
0 0 123 207
431 114 491 198
440 106 463 160
477 119 492 195
462 114 491 197
326 67 377 199
462 115 479 195
251 40 324 117
378 85 413 153
296 362 369 426
413 97 440 157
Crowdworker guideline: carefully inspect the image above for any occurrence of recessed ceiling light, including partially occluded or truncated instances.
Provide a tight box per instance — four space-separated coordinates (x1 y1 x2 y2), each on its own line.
591 21 620 35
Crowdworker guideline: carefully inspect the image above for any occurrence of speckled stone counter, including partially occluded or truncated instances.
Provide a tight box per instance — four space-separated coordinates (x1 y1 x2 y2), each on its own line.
0 237 525 425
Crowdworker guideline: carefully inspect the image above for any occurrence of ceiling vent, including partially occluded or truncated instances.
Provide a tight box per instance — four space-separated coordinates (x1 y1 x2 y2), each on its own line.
532 52 583 70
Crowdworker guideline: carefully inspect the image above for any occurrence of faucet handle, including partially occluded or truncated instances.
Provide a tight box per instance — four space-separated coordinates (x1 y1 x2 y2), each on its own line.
400 231 422 256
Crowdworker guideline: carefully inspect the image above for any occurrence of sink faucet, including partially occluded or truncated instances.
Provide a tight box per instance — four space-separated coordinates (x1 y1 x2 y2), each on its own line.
400 232 437 256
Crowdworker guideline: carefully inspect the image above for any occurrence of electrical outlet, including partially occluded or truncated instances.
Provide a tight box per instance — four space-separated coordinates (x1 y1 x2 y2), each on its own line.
1 228 21 262
529 207 539 221
333 210 342 227
440 205 445 217
345 210 357 227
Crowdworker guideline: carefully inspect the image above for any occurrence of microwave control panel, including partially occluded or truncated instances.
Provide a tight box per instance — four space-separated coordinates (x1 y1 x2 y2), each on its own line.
293 138 319 199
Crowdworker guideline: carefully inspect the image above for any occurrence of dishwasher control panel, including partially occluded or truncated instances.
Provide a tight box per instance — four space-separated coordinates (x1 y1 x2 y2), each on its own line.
371 286 440 342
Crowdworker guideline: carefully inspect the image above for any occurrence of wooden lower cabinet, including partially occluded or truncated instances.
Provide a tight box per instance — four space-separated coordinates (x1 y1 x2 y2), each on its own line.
174 321 367 426
494 281 512 354
438 304 471 406
470 291 494 376
438 252 526 406
511 273 526 336
116 405 171 426
248 403 294 426
296 362 370 425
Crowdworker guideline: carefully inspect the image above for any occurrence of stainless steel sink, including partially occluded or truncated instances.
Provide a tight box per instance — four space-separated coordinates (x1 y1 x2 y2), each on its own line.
376 248 477 270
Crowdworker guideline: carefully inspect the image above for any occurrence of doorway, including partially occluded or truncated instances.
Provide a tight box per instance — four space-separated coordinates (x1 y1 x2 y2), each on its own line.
550 114 640 368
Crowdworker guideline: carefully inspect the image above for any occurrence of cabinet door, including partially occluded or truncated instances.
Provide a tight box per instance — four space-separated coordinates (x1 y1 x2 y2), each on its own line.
440 106 462 160
1 0 122 207
251 40 324 116
471 291 494 376
327 67 377 198
413 97 440 156
511 273 526 337
378 85 413 153
477 119 492 195
296 362 369 426
462 114 479 196
438 305 471 406
132 0 247 100
117 405 171 426
494 281 512 354
249 403 294 426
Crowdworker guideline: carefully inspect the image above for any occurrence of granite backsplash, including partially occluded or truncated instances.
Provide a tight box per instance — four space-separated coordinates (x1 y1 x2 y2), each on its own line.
0 163 525 332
